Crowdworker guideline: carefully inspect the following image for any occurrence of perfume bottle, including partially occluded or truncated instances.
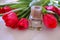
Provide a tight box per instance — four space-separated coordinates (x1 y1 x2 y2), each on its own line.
29 6 42 30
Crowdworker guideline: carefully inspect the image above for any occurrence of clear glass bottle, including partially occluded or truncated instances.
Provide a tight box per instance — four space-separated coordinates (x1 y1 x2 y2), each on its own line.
29 6 42 30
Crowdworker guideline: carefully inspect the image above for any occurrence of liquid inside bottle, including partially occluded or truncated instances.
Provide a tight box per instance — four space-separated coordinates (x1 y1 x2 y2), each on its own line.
29 6 42 30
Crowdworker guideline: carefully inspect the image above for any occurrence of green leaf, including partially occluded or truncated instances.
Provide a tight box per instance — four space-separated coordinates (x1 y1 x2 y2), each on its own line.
42 7 47 14
57 1 60 7
40 0 50 6
18 7 30 17
18 0 32 5
30 0 50 6
58 2 60 4
48 0 60 8
10 0 32 9
10 2 28 8
18 0 32 2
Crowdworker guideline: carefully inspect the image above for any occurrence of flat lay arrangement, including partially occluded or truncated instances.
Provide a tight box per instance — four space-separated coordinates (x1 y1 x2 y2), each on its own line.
0 0 60 31
0 0 60 40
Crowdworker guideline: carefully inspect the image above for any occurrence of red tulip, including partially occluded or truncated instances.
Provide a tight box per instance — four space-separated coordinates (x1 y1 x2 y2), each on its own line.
0 8 5 13
3 6 11 12
57 8 60 16
17 18 29 30
44 6 58 13
43 14 57 28
44 6 60 16
2 11 18 29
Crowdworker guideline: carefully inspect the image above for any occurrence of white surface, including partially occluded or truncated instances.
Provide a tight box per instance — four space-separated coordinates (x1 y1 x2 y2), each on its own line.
0 16 60 40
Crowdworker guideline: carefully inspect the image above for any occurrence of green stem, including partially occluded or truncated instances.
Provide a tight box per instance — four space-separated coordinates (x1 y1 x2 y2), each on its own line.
42 7 47 14
18 7 30 16
41 0 49 6
10 2 29 9
24 9 30 18
26 12 30 19
12 8 23 12
18 7 30 19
